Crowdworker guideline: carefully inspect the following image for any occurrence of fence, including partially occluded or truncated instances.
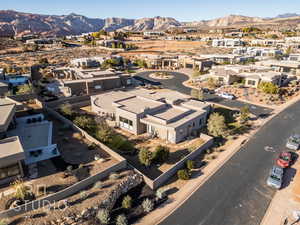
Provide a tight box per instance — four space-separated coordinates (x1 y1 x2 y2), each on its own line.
133 134 213 190
0 162 126 218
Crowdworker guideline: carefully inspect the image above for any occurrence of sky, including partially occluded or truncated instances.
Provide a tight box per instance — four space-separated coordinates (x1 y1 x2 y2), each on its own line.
1 0 300 21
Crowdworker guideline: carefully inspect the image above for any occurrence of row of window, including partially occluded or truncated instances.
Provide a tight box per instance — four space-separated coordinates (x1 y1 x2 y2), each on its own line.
0 164 20 180
119 116 133 130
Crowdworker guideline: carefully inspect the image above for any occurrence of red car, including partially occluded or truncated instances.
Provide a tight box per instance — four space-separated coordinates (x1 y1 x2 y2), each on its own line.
276 152 292 168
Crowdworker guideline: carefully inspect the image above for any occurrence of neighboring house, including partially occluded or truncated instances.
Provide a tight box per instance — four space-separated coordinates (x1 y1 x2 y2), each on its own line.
208 65 284 87
212 38 244 48
285 37 300 43
2 73 31 87
288 54 300 62
143 31 165 36
200 54 254 64
91 89 211 144
233 47 283 58
51 68 132 95
256 60 300 75
0 98 59 185
178 56 213 72
250 39 284 47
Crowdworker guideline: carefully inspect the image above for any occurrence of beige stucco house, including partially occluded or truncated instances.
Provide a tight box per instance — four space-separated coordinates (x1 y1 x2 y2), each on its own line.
91 89 211 143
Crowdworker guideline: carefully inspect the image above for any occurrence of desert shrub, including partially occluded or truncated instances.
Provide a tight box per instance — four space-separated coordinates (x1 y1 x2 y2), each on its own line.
80 191 88 199
138 148 153 166
207 113 227 137
142 198 154 213
186 160 195 171
97 209 110 224
156 187 167 199
109 172 120 180
96 121 115 143
122 195 132 209
93 181 103 189
11 179 30 200
177 169 190 180
153 145 170 163
116 214 128 225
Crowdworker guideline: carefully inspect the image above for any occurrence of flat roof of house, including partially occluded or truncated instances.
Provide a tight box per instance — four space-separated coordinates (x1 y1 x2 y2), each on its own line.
0 98 15 130
116 96 164 114
0 136 25 167
151 106 187 121
8 121 52 150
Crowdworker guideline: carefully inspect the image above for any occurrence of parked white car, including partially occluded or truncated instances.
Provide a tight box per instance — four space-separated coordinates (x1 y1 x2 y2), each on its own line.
286 134 300 150
217 92 235 100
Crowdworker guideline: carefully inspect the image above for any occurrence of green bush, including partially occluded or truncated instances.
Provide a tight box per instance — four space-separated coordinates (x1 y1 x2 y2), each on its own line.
186 160 195 171
153 145 170 163
88 142 98 150
0 219 8 225
259 82 279 94
122 195 132 209
156 187 167 199
177 169 190 180
80 191 88 199
59 103 73 117
109 135 134 152
96 121 115 143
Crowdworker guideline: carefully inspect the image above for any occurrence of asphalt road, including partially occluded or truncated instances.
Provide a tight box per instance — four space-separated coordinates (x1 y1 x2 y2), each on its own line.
158 99 300 225
134 71 273 117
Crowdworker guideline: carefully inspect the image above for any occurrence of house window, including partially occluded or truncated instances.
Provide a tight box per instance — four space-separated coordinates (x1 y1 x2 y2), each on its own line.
247 80 256 86
199 118 203 126
119 116 133 130
94 85 102 90
126 79 132 85
0 164 20 180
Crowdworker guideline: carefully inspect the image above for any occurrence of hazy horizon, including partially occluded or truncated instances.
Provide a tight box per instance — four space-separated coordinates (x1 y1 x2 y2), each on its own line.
1 0 300 21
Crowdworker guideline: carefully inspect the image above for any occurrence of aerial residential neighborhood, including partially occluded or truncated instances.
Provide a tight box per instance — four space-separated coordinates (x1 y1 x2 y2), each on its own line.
1 1 300 225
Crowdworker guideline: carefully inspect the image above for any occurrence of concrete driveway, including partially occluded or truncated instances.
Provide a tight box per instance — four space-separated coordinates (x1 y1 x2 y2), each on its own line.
134 71 273 117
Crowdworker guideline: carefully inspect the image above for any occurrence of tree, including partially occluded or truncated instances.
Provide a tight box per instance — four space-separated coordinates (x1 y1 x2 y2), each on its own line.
60 103 73 117
134 59 147 68
116 214 128 225
192 70 201 78
0 219 8 225
97 209 110 224
177 169 190 180
138 148 153 167
207 113 227 137
153 145 170 163
190 89 204 101
122 195 132 209
74 116 96 131
259 82 279 94
240 106 250 124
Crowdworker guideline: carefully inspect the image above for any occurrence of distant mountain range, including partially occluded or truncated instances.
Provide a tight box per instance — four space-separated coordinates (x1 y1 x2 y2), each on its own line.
0 10 300 37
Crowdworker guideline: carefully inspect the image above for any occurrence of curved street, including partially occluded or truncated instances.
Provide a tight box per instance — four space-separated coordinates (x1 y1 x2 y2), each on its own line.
134 71 273 116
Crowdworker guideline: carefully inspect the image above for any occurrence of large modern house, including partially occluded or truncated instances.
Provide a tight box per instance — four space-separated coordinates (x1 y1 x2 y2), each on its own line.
208 65 284 88
50 56 132 96
0 98 59 185
91 89 211 143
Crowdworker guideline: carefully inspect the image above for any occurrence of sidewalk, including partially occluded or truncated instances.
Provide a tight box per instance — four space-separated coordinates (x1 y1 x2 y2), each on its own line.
260 159 300 225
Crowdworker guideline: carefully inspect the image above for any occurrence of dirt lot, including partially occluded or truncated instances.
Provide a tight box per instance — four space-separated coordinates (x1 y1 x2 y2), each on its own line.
125 40 232 54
